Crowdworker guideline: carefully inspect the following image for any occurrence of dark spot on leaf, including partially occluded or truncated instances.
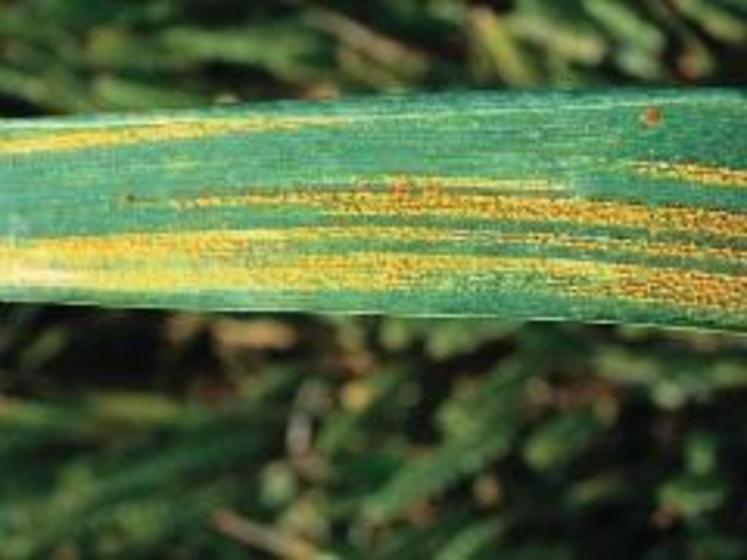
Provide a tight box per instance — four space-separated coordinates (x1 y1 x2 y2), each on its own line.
641 106 663 128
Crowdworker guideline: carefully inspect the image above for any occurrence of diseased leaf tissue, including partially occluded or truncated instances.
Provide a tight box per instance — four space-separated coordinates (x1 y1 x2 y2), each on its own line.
1 90 745 329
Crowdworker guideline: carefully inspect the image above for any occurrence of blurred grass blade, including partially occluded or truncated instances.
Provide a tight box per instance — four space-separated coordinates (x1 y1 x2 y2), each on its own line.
506 12 607 66
91 76 210 111
0 90 745 330
673 0 747 44
583 0 669 79
305 7 431 86
468 7 540 87
160 25 328 84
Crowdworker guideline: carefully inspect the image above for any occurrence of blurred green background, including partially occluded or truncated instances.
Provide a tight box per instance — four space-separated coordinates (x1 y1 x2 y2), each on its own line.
1 1 746 558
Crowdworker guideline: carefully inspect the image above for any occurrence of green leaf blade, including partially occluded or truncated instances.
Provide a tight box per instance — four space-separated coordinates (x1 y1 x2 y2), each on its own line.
1 90 745 330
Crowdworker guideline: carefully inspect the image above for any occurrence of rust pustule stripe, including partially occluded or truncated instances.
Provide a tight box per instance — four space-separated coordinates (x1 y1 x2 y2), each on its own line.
633 161 747 189
167 188 746 239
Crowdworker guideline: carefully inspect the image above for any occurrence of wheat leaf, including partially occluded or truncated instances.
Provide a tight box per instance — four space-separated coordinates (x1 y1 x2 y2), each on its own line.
0 90 745 330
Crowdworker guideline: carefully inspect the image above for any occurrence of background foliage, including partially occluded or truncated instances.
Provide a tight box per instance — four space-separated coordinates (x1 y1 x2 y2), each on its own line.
1 1 746 558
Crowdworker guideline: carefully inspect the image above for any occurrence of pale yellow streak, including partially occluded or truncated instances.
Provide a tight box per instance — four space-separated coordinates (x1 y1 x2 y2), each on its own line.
378 175 565 192
0 116 345 155
634 161 747 189
1 227 743 271
0 229 744 313
1 250 743 312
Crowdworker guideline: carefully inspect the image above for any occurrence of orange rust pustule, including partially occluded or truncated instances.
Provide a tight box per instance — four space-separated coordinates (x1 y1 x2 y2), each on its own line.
640 106 663 128
390 175 411 200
